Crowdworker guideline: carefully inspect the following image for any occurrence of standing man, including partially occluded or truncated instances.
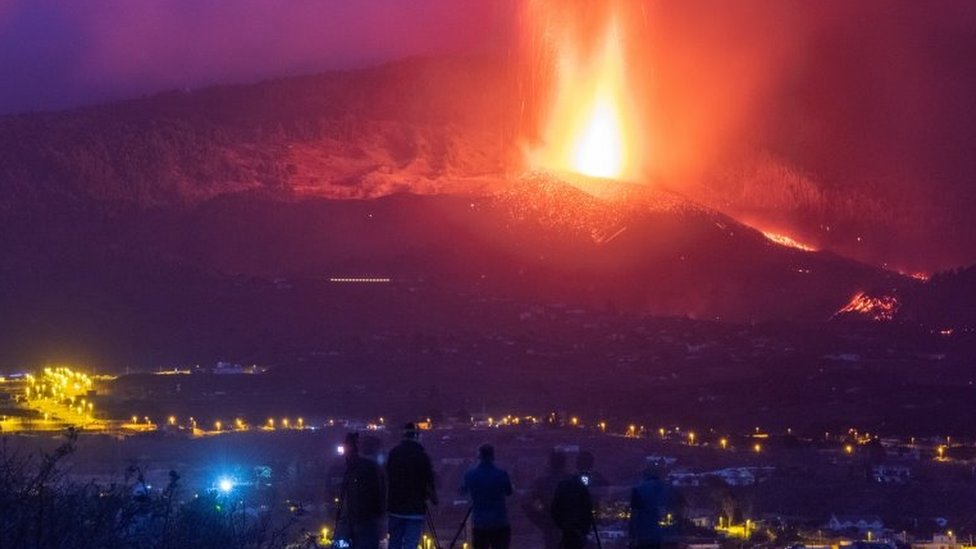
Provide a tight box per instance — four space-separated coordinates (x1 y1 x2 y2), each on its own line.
630 466 677 549
551 454 595 549
338 432 385 549
462 444 514 549
522 450 569 549
386 423 438 549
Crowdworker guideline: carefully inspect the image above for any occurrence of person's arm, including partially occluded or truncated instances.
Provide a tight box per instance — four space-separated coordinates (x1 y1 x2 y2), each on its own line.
423 452 439 505
549 482 564 526
377 464 387 514
584 485 595 528
629 487 640 537
503 471 513 497
460 470 470 496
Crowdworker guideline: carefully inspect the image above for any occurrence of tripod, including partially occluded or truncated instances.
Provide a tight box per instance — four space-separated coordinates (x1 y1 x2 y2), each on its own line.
425 511 443 549
591 519 603 549
448 507 472 549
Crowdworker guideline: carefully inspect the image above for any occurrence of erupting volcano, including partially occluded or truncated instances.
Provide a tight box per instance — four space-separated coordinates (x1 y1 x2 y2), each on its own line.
527 5 644 185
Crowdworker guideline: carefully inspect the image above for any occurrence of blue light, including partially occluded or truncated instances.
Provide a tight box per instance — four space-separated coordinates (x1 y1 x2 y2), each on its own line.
217 477 235 493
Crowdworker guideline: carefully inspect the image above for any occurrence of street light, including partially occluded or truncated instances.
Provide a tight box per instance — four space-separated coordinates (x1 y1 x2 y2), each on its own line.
217 477 234 494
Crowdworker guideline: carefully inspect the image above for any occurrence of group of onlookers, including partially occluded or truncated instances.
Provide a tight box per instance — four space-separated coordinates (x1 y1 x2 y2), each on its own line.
337 422 676 549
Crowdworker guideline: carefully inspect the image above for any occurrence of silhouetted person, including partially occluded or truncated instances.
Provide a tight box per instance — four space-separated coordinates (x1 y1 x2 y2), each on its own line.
386 423 438 549
338 432 385 549
575 451 609 489
551 452 595 549
522 449 570 549
462 444 514 549
629 466 677 549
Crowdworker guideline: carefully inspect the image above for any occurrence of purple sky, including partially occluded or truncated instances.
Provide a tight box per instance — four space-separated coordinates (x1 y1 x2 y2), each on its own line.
0 0 514 114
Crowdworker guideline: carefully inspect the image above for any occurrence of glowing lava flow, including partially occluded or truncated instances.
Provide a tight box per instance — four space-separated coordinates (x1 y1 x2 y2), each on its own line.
530 13 641 183
835 291 900 321
761 230 817 252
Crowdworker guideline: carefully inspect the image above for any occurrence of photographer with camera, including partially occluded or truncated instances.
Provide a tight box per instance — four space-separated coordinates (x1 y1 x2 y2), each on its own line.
550 451 598 549
336 432 385 549
461 444 514 549
386 423 438 549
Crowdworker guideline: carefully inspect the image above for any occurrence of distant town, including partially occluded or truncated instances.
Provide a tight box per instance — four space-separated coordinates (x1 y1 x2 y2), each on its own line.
2 359 975 548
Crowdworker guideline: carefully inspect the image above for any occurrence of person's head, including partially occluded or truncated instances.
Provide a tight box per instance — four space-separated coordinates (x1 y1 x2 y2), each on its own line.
576 450 595 472
478 443 495 463
548 449 567 473
642 464 663 481
360 435 382 459
403 422 419 440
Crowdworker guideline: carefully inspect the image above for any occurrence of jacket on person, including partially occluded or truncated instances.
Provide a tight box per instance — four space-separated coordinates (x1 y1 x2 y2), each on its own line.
550 474 594 537
462 461 513 529
630 477 675 544
341 455 386 523
386 439 436 516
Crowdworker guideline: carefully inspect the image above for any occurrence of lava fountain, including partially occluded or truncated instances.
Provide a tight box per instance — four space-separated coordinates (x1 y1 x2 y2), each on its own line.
527 5 646 186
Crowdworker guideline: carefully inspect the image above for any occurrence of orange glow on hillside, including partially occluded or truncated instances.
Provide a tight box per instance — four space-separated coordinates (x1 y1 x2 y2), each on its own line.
761 230 816 252
835 292 899 321
529 13 642 183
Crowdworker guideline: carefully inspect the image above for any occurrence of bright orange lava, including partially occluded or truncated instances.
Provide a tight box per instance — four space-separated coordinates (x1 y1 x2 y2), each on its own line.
836 291 899 321
761 230 817 252
530 14 641 183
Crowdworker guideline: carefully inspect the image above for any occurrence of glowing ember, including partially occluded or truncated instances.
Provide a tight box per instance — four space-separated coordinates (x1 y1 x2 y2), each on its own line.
529 11 642 183
835 291 900 321
761 230 816 252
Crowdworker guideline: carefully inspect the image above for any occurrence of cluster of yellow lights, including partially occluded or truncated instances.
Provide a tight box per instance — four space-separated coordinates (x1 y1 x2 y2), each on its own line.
328 277 391 283
22 367 98 426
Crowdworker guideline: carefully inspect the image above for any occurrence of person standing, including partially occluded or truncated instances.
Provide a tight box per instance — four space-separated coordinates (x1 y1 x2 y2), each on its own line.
462 444 514 549
522 450 570 549
551 455 595 549
630 466 677 549
338 432 385 549
386 423 438 549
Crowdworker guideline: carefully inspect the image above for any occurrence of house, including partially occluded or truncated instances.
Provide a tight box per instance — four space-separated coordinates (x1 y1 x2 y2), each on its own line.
913 533 966 549
872 463 911 484
826 514 884 532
